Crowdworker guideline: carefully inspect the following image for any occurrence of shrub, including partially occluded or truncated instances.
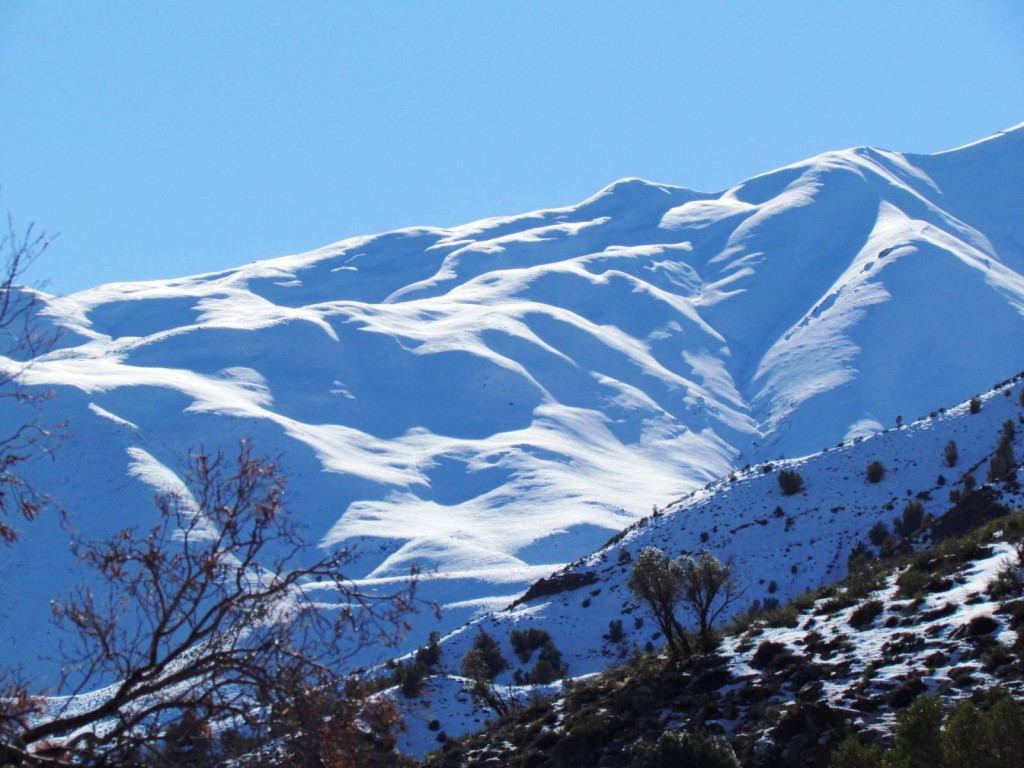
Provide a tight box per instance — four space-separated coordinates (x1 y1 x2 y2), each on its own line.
880 534 900 559
415 631 442 668
988 436 1017 483
1005 513 1024 565
630 730 739 768
461 629 507 682
896 568 930 600
894 500 925 538
866 461 885 483
944 440 959 468
778 469 805 496
970 396 982 414
510 627 552 664
527 658 559 684
963 472 977 493
828 735 882 768
846 554 884 600
868 521 889 547
889 694 944 767
395 659 428 698
988 560 1024 600
849 599 884 630
835 688 1024 768
606 619 624 643
1002 419 1017 442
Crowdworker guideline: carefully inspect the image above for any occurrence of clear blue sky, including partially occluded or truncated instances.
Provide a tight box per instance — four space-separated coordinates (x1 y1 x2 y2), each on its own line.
2 1 1022 294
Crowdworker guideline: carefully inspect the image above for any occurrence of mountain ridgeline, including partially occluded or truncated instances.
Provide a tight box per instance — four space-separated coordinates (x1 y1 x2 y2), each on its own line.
2 124 1024 684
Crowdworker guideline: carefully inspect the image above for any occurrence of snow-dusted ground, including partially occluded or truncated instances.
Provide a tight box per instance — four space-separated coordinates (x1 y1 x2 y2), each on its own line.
397 380 1024 756
2 124 1024 688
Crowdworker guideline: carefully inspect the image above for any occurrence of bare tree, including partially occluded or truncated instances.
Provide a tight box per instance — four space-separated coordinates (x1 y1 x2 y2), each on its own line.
460 648 520 721
678 552 741 653
0 442 419 767
627 547 692 658
0 215 60 544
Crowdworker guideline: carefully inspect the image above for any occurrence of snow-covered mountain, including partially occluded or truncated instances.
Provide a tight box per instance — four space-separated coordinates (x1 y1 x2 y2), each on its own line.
2 123 1024 682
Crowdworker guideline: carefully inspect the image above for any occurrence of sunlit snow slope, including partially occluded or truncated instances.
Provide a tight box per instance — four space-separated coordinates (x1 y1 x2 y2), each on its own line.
2 124 1023 678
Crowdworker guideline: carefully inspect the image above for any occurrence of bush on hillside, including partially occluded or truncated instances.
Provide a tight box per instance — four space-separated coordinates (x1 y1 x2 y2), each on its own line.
630 729 740 768
778 469 805 496
461 629 507 682
988 435 1017 483
868 521 890 547
894 500 925 539
829 689 1024 768
944 440 959 468
866 460 885 483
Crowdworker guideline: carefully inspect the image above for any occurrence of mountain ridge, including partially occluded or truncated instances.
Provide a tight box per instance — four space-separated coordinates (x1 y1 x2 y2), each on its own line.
3 124 1024 683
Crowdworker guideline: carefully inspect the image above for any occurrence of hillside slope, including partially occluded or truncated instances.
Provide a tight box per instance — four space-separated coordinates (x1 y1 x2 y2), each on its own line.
401 377 1024 758
2 124 1024 681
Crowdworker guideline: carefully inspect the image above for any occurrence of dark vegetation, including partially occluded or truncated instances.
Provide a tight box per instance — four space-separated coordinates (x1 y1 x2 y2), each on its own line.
778 469 805 496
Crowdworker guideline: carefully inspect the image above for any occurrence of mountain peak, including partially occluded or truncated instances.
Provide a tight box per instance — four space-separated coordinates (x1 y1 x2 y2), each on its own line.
5 127 1024 687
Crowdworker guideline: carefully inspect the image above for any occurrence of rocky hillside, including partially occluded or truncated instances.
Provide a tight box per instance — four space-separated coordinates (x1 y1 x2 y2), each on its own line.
418 477 1024 767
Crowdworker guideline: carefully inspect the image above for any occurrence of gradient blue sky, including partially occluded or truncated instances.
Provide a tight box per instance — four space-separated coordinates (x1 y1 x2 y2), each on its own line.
2 1 1022 294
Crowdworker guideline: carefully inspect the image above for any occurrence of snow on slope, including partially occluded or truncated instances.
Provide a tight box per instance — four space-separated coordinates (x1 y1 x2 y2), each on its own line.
2 125 1024 683
398 378 1024 756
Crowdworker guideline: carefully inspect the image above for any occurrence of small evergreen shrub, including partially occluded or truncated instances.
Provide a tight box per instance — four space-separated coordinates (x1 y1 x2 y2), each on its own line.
606 619 624 643
778 469 805 496
461 629 507 682
1002 419 1016 442
944 440 959 468
868 521 889 547
866 460 885 483
987 436 1016 483
849 599 884 630
629 729 740 768
829 735 883 768
988 560 1024 600
830 689 1024 768
395 659 428 697
510 627 552 664
415 631 442 668
970 396 982 414
894 500 925 538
